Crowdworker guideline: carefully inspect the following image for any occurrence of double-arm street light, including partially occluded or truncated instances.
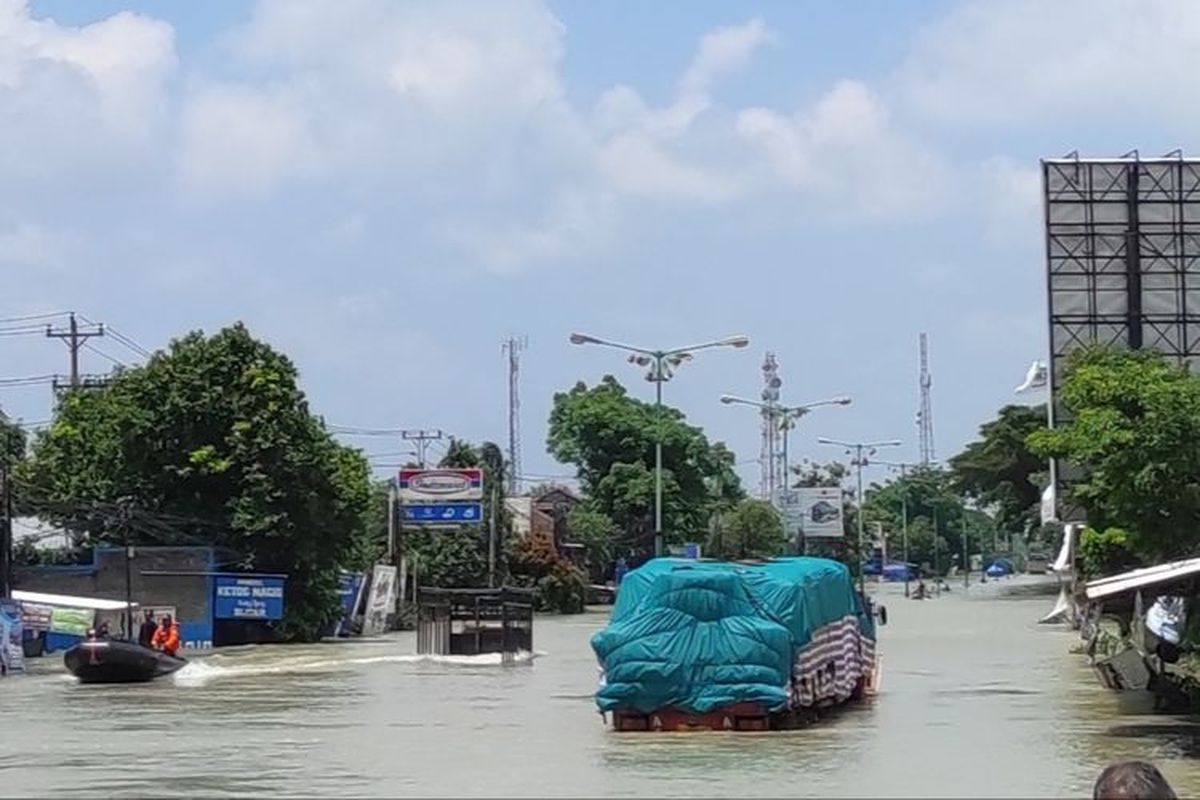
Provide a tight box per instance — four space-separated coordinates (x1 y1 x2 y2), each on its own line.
718 395 852 501
816 437 902 594
569 332 750 557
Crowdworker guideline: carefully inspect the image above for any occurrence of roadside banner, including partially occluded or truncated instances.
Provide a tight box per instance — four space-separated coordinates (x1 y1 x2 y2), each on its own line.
214 576 286 621
361 565 397 637
0 600 24 673
49 607 93 636
398 469 483 503
331 572 366 637
796 487 845 538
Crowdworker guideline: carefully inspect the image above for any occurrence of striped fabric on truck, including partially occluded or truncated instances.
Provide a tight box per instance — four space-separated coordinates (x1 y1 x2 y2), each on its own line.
790 615 875 707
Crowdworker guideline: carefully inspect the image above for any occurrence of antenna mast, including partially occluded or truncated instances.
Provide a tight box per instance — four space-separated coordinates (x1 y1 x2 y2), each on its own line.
503 336 526 495
918 333 935 465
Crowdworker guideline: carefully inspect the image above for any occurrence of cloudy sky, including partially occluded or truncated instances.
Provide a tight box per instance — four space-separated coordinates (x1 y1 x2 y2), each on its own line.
0 0 1190 489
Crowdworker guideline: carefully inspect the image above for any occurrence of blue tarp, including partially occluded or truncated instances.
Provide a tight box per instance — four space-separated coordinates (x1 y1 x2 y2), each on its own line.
592 557 872 715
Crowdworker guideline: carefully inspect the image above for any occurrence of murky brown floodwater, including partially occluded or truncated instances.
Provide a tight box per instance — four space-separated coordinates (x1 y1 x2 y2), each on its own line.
2 575 1198 798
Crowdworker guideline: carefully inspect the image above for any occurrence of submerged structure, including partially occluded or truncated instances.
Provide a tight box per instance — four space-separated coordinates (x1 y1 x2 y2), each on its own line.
591 557 881 732
416 587 534 659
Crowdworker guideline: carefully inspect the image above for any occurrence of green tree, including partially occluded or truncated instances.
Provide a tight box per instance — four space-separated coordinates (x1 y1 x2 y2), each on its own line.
706 498 787 561
547 376 743 554
861 466 999 573
949 404 1047 539
567 507 620 583
19 323 373 641
1029 347 1200 560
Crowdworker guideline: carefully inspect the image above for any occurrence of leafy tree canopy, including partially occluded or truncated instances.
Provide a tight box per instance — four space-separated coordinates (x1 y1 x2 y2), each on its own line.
18 323 373 641
706 498 787 561
949 404 1047 538
1029 346 1200 560
547 376 743 553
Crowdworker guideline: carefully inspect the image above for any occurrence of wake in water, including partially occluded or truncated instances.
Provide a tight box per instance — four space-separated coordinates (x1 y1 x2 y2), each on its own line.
174 649 542 687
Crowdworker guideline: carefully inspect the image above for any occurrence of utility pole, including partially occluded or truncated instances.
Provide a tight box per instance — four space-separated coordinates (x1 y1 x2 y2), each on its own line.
46 313 104 388
502 337 526 496
963 505 971 590
401 429 444 468
0 424 11 600
488 480 498 588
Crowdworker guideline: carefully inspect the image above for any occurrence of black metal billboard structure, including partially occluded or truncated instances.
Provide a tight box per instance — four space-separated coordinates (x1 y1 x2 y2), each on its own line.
1044 152 1200 517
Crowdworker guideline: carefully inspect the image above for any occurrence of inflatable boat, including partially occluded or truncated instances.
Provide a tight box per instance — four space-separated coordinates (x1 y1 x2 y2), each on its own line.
64 639 186 684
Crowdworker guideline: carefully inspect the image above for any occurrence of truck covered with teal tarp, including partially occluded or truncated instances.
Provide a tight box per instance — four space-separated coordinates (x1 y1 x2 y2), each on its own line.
591 557 878 729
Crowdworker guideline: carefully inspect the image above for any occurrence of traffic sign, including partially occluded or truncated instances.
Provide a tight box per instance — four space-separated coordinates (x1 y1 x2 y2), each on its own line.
402 502 484 524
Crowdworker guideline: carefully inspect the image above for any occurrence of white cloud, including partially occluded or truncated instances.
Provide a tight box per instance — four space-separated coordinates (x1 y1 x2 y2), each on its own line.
177 84 317 195
0 0 176 179
680 17 774 98
737 80 952 218
897 0 1200 130
979 157 1041 237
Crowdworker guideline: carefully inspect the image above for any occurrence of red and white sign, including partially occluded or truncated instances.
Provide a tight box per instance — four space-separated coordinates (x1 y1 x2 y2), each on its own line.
398 468 483 502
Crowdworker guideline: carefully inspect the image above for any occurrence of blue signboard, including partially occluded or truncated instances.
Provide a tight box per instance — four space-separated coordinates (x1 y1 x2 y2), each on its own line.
402 502 483 523
214 575 286 621
682 543 701 559
330 572 365 637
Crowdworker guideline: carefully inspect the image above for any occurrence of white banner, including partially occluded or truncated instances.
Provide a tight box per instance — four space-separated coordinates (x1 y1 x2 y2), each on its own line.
361 564 398 637
796 487 845 539
1040 483 1057 525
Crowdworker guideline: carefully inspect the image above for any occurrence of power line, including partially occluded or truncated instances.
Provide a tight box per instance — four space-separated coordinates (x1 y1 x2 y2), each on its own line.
83 342 127 368
0 374 58 387
0 311 69 324
79 317 151 359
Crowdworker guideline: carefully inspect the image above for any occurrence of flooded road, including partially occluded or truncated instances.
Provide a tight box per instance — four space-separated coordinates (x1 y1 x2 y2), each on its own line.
2 576 1199 798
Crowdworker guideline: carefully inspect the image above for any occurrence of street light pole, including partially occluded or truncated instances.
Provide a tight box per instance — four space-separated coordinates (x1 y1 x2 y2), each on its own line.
720 395 851 552
571 332 750 558
653 356 665 559
816 437 902 596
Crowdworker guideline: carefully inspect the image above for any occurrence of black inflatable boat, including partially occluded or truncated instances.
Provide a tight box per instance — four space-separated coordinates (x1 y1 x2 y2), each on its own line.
64 639 187 684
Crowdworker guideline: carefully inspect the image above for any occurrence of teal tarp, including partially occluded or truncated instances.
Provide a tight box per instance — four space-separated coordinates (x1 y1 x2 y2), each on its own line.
592 557 871 715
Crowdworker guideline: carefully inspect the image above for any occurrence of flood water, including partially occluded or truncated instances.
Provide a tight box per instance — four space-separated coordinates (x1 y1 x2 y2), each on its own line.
3 576 1200 798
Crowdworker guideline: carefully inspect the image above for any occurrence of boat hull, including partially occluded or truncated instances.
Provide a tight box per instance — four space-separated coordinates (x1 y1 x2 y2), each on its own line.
64 640 187 684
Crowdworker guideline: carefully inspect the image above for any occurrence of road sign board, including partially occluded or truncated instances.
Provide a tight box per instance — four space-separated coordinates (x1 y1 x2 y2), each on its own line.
398 469 483 502
795 487 844 538
402 502 484 524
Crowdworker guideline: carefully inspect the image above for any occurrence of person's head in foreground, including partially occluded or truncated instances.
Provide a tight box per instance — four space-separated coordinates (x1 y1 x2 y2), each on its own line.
1094 761 1177 800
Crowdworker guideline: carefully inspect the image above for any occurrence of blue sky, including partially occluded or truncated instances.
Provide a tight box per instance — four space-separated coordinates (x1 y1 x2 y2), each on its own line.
1 0 1190 491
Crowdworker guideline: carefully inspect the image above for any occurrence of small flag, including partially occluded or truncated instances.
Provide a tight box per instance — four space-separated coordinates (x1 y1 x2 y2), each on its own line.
1016 360 1048 394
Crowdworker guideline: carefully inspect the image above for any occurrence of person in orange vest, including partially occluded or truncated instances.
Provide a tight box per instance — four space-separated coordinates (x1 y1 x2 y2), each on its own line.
151 614 181 657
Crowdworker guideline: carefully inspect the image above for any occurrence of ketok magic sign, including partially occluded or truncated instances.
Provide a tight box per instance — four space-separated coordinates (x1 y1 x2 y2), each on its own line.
214 575 285 621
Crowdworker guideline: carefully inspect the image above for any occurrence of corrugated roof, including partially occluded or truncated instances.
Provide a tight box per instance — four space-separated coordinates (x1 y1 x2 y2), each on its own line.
1085 556 1200 601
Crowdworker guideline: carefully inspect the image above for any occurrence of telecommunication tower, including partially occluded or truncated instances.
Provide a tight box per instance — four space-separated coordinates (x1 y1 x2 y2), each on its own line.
502 336 526 495
917 333 935 465
759 353 783 499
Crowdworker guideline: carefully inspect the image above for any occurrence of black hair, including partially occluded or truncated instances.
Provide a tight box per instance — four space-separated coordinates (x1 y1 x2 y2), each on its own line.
1094 761 1177 800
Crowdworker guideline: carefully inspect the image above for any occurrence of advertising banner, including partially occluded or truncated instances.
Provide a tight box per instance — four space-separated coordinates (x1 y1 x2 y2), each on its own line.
0 600 24 673
20 603 52 631
214 576 286 621
49 607 94 636
398 469 483 503
361 564 397 637
332 572 366 637
796 487 845 539
402 503 483 524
